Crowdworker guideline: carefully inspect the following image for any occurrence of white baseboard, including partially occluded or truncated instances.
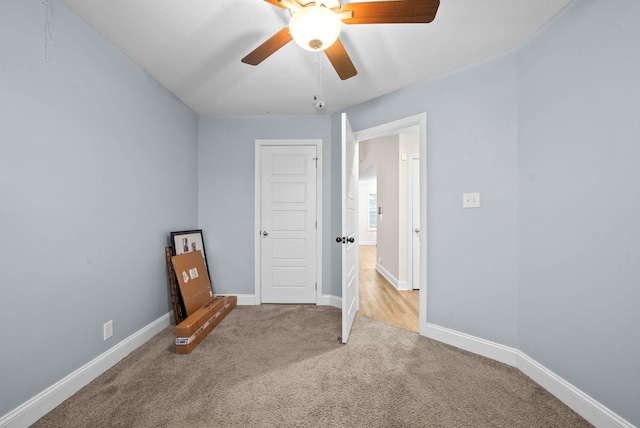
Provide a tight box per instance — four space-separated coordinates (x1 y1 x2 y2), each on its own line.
222 294 340 308
0 313 171 428
375 263 411 291
516 353 634 428
217 294 257 306
397 280 410 291
425 323 634 428
319 294 341 309
425 323 518 366
375 262 398 288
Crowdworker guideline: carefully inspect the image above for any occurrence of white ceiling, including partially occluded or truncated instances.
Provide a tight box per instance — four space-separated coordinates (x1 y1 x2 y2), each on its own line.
61 0 571 115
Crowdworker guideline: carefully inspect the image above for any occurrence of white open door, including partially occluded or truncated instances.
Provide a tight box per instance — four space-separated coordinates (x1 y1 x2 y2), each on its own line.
341 113 359 344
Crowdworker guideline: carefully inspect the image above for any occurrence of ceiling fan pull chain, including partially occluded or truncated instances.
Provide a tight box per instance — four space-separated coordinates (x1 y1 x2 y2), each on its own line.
314 49 325 109
314 49 318 100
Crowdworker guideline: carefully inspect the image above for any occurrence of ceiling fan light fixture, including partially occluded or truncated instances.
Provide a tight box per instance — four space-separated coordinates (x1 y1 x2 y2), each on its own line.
289 5 342 51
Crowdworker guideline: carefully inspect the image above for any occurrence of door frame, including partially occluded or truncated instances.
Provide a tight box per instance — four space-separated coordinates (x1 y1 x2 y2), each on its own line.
408 154 420 290
353 113 427 336
254 139 323 305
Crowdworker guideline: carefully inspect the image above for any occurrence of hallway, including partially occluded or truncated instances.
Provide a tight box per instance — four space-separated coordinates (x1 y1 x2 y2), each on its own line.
358 245 419 332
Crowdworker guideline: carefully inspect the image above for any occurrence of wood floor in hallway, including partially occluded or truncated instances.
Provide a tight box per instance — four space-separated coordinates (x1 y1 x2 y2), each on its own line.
358 245 419 333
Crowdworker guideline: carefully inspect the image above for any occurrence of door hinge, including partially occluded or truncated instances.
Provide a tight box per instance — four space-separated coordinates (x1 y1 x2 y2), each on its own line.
315 220 317 229
315 282 317 291
313 157 318 168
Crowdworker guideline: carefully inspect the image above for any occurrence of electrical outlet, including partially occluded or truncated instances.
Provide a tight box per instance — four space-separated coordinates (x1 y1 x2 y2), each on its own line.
103 320 113 341
463 192 480 208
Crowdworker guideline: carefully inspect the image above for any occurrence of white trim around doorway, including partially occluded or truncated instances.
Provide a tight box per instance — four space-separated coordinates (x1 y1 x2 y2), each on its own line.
353 113 427 336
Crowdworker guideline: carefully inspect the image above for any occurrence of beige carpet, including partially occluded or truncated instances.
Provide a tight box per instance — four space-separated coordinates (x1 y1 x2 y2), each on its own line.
33 305 591 427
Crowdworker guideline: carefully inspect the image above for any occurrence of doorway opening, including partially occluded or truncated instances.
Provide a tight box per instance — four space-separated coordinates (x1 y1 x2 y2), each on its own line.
357 133 419 331
353 114 427 336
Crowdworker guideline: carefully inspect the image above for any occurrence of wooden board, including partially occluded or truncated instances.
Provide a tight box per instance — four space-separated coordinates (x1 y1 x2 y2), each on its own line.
165 246 186 324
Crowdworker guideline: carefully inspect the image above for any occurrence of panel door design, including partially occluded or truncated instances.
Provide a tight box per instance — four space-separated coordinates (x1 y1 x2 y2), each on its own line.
341 113 359 343
261 145 317 303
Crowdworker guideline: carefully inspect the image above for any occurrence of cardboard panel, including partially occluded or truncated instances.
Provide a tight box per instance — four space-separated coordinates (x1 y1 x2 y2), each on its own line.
175 296 237 354
171 250 213 316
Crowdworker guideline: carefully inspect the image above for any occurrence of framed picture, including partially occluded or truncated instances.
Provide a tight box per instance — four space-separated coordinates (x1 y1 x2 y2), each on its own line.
170 229 210 278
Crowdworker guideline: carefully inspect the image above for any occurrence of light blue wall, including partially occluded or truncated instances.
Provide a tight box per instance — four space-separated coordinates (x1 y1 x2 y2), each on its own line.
0 0 198 416
2 0 638 425
339 55 520 348
517 0 640 423
197 115 335 297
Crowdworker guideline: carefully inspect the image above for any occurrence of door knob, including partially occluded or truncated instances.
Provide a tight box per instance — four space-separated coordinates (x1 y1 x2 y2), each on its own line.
263 231 269 236
415 228 420 234
347 237 355 243
336 236 344 243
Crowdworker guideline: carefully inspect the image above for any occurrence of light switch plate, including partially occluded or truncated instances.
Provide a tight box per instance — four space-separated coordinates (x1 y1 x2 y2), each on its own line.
463 193 480 208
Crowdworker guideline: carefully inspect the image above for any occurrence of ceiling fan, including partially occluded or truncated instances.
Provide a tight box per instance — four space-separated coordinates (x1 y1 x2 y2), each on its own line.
241 0 440 80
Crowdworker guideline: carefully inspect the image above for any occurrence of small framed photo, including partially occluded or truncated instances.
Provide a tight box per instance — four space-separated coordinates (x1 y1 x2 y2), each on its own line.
170 229 210 277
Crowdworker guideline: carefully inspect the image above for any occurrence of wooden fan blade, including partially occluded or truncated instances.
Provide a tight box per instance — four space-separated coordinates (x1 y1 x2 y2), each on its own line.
241 28 293 66
263 0 286 8
341 0 440 24
324 38 357 80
